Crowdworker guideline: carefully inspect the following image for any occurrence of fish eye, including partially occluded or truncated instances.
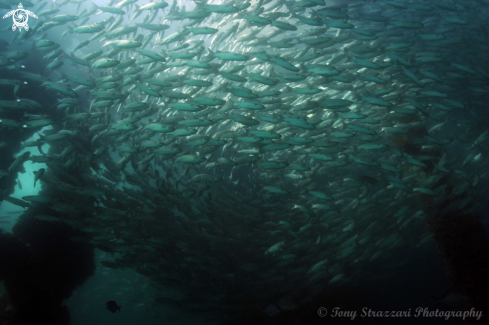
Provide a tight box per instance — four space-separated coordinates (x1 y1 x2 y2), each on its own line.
22 124 27 128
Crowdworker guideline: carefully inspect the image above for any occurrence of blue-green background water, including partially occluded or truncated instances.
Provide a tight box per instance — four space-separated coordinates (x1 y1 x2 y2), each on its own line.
0 0 488 323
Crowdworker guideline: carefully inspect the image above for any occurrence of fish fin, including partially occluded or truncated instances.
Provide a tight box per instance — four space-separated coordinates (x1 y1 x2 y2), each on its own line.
439 290 453 299
430 295 440 301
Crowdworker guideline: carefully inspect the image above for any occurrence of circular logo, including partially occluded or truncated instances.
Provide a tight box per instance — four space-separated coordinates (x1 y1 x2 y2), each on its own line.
3 4 37 32
13 9 28 28
318 307 328 317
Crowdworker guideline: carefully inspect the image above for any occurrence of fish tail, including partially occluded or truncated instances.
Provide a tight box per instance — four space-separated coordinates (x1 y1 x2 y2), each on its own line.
429 295 440 308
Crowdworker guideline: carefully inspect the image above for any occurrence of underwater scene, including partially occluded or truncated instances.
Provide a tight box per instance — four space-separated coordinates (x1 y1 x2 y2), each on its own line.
0 0 488 324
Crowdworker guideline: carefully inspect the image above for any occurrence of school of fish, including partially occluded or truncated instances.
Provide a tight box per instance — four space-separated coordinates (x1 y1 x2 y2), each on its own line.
1 0 489 319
